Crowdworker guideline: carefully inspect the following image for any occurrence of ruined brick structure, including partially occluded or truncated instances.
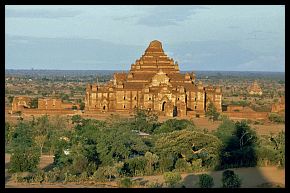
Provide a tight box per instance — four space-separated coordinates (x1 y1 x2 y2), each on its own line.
38 98 62 110
11 96 31 112
85 40 222 117
271 96 285 113
38 98 79 110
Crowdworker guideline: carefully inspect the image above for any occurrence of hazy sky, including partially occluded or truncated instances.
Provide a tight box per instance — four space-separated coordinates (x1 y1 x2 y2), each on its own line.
5 5 285 71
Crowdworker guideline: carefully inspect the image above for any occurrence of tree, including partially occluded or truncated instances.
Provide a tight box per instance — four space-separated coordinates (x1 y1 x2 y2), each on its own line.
125 156 147 176
222 170 242 188
8 95 14 105
154 130 222 170
198 174 214 188
9 148 40 173
80 102 85 110
34 135 46 156
153 119 195 134
158 154 175 173
144 151 159 175
132 108 159 133
268 113 284 123
29 97 38 108
163 172 182 187
174 158 191 172
205 102 220 122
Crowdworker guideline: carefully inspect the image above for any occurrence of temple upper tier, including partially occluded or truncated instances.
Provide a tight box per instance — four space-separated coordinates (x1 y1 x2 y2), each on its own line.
130 40 180 74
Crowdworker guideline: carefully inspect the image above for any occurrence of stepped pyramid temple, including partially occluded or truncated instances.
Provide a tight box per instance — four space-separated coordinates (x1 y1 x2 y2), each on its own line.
248 80 263 96
85 40 222 117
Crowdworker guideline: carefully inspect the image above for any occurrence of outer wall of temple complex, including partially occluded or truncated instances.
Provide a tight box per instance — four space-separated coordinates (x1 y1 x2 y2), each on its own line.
85 40 222 117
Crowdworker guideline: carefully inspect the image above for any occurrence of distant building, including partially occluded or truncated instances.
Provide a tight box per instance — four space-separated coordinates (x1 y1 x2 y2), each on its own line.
11 96 31 112
248 80 263 95
271 96 285 113
38 98 80 110
38 98 62 110
85 40 222 117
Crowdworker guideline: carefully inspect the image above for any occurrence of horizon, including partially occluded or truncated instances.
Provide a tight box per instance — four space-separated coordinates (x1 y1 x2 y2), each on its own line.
5 68 285 73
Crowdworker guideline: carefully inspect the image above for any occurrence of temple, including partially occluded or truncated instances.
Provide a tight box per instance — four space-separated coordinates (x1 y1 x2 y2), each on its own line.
85 40 222 117
248 80 263 96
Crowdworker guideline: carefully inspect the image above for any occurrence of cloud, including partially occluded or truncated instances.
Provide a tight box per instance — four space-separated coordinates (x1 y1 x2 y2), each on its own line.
5 8 82 19
135 6 209 27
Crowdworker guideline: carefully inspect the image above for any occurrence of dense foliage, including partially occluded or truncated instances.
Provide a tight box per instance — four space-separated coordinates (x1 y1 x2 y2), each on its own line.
198 174 214 188
5 109 284 187
222 170 242 188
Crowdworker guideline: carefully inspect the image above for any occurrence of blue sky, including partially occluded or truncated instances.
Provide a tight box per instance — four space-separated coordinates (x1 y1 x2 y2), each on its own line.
5 5 285 71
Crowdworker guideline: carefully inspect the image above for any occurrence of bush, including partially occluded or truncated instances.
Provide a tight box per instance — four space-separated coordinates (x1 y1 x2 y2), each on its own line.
198 174 214 188
191 159 203 172
163 172 182 187
222 170 242 188
92 168 107 182
32 170 45 183
268 113 284 123
147 182 163 188
9 148 40 173
44 171 58 183
174 159 191 172
119 178 133 188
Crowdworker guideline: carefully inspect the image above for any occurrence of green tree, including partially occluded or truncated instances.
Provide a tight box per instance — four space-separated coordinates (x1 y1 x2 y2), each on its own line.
29 97 38 108
9 148 40 173
34 135 46 156
154 119 194 134
198 174 214 188
163 172 182 187
80 102 85 110
125 156 147 176
132 108 159 133
154 130 222 170
268 113 284 123
205 102 220 122
144 151 159 175
222 170 242 188
158 154 175 173
174 158 191 172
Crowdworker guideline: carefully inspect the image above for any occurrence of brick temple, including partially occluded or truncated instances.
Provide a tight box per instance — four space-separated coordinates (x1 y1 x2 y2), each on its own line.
85 40 222 117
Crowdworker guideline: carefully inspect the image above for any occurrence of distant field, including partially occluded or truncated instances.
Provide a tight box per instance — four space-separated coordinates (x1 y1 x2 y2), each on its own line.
5 109 284 135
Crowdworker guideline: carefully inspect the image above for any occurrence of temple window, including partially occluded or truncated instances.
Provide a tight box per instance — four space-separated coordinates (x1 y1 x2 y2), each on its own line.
134 96 137 100
178 98 179 100
123 105 126 109
123 96 126 100
195 97 197 101
195 106 197 109
149 98 151 100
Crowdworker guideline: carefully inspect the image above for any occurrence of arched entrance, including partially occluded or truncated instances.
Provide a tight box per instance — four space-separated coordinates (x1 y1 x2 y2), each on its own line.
173 106 178 117
162 101 166 112
103 105 106 110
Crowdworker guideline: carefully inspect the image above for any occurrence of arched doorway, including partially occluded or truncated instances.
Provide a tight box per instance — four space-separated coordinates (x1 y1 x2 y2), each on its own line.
103 105 106 110
162 101 166 112
173 106 178 117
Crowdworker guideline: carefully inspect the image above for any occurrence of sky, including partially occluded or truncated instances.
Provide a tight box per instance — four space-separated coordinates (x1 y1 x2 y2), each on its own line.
5 5 285 72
